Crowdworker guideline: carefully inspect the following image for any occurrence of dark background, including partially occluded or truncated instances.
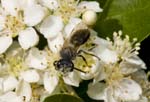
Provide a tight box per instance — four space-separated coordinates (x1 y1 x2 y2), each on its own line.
139 36 150 71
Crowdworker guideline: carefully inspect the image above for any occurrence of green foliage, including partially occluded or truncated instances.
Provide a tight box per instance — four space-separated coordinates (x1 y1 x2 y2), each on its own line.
43 94 84 102
95 0 150 41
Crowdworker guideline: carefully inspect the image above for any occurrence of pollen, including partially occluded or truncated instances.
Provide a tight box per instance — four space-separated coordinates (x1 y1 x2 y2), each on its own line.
6 55 27 77
3 11 26 37
108 31 140 61
105 64 124 85
54 0 80 23
74 53 96 73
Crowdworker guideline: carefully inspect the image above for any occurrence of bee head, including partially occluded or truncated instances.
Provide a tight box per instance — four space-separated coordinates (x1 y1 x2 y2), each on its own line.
53 59 74 73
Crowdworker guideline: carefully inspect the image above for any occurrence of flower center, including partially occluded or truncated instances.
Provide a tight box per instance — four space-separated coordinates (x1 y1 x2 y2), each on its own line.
6 55 27 77
3 11 26 37
107 31 140 61
74 53 96 73
54 0 80 23
105 64 124 85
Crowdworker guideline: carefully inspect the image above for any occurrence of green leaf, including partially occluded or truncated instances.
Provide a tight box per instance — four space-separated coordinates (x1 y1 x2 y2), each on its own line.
43 94 84 102
95 0 150 41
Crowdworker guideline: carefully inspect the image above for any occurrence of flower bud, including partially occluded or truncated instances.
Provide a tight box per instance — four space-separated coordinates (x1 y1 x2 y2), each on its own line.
82 10 97 26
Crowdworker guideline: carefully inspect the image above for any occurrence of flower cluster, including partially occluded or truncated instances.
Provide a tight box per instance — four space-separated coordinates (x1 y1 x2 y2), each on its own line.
0 0 149 102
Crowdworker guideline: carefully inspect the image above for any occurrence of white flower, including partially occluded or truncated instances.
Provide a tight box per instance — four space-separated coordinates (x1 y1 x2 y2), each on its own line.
18 27 39 50
20 69 40 83
0 36 13 54
39 15 64 39
40 0 102 38
3 76 18 92
93 31 146 74
0 91 22 102
43 72 59 94
25 47 48 70
77 1 103 12
0 0 46 51
16 80 32 102
87 78 142 102
0 42 38 101
63 71 81 87
47 33 64 53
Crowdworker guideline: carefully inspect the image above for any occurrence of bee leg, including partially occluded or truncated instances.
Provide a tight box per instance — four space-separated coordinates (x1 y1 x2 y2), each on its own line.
87 43 98 51
77 54 88 65
73 67 86 73
78 50 100 60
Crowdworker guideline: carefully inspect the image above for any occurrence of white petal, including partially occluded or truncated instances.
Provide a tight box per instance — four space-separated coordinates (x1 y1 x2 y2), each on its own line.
0 15 5 31
0 36 12 54
23 4 46 26
79 59 101 80
114 78 142 101
126 56 146 69
3 76 18 92
128 96 148 102
21 70 40 83
106 88 118 102
64 17 81 38
0 92 22 102
43 72 59 94
40 0 58 10
93 66 107 83
93 37 118 64
120 55 146 74
16 80 32 102
26 47 48 70
47 33 64 53
63 71 81 87
1 0 20 16
78 1 103 12
87 82 107 100
18 27 39 50
131 70 148 83
39 15 64 38
0 78 4 93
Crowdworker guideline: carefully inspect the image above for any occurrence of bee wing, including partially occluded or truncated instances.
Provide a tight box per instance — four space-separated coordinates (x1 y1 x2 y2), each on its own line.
63 22 90 50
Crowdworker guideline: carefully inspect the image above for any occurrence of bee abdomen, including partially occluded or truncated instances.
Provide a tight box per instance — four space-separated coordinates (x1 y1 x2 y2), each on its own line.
70 29 90 46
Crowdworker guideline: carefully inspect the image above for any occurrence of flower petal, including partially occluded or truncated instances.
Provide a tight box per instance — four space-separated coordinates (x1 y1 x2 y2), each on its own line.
87 82 107 100
64 17 81 38
79 59 100 80
25 47 48 70
43 72 59 94
1 0 20 16
40 0 58 10
18 27 39 50
16 80 32 102
47 33 64 53
93 37 118 64
40 15 64 38
120 55 146 74
21 70 40 83
23 4 46 26
0 92 22 102
3 76 18 92
114 78 142 101
0 78 4 93
0 15 5 31
78 1 103 12
63 71 81 87
0 36 12 54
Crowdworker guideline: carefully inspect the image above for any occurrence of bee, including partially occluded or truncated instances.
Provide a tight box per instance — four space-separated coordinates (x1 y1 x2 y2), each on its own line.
53 27 99 74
